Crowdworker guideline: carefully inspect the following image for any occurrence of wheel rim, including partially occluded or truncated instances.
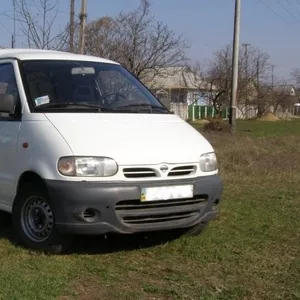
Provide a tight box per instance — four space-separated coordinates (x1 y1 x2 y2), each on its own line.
21 196 54 243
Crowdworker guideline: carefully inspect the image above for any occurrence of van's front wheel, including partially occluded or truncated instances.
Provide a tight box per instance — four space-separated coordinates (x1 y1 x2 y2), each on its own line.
12 183 72 254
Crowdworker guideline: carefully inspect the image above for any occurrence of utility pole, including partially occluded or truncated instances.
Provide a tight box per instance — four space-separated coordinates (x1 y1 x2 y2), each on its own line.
271 64 275 109
242 43 250 75
257 58 260 90
271 64 275 90
79 0 87 54
69 0 75 52
242 43 250 107
230 0 241 134
257 57 262 117
12 0 16 48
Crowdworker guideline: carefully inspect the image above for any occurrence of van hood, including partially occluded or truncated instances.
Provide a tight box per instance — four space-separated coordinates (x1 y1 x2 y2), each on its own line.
45 113 214 165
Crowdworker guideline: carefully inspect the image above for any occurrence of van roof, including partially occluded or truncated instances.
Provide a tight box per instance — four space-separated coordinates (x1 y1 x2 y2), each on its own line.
0 48 119 64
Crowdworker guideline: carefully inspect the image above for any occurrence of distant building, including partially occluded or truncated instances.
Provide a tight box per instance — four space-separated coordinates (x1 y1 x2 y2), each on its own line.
143 66 218 106
273 85 296 96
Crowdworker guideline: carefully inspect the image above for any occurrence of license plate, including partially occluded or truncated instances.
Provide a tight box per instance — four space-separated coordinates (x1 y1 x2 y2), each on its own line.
140 185 193 202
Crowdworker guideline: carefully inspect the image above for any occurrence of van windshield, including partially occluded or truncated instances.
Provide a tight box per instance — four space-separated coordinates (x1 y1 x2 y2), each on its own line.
20 60 169 114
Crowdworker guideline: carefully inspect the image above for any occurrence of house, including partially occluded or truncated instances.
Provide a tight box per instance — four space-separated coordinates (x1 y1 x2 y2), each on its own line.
273 84 296 96
144 66 218 106
266 84 298 111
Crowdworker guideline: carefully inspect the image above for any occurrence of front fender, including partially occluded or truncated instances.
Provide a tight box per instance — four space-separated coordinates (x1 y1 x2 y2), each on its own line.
14 120 74 188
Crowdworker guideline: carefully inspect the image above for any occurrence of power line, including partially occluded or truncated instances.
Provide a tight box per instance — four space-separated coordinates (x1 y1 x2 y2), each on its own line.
285 0 300 19
276 0 300 22
0 20 13 35
257 0 293 27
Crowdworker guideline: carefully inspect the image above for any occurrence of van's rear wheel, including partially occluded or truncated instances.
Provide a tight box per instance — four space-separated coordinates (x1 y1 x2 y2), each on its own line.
12 183 72 254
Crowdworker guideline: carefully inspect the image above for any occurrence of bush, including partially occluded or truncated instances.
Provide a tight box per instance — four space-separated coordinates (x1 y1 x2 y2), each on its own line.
202 117 230 132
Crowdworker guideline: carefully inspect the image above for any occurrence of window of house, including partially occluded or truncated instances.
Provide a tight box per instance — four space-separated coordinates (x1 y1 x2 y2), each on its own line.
193 93 199 104
0 63 21 121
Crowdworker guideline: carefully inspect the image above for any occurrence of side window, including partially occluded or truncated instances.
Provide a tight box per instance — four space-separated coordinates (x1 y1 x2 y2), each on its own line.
0 63 21 121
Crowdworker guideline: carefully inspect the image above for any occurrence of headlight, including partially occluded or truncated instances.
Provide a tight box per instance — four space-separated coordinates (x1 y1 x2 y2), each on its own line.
58 157 118 177
200 152 218 172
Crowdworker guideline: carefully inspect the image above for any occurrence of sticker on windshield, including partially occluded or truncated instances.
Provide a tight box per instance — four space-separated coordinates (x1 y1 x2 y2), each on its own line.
35 95 50 106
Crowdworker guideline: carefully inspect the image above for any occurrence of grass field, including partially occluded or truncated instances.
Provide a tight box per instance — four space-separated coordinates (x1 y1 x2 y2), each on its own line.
1 119 300 300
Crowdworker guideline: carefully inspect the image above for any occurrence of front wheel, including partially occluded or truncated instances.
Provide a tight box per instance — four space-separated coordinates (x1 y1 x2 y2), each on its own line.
12 183 72 254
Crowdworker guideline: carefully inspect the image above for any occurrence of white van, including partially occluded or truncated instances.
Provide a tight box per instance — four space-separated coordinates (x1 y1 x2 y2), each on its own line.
0 49 223 253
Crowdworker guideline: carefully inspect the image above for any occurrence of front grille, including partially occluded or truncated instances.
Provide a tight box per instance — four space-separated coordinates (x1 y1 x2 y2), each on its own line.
123 165 197 179
168 165 196 177
123 168 157 178
115 196 207 227
123 212 200 225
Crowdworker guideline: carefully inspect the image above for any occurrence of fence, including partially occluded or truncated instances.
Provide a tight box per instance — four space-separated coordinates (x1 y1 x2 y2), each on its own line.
188 105 229 121
187 104 300 121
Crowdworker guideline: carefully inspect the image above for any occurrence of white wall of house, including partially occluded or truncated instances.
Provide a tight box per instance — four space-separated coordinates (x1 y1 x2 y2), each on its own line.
170 103 188 120
186 90 211 105
236 105 257 119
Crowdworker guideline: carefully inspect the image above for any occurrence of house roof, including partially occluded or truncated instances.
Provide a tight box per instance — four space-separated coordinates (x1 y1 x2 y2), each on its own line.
144 66 217 91
272 84 296 95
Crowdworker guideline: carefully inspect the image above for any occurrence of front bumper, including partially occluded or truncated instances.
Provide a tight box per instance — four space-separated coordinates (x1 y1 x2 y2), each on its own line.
45 175 223 235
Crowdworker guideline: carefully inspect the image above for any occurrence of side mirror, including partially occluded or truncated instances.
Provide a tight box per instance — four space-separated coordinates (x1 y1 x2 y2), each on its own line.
0 94 17 114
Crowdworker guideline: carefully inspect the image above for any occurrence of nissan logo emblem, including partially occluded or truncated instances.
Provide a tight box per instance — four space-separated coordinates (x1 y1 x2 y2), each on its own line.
160 165 168 172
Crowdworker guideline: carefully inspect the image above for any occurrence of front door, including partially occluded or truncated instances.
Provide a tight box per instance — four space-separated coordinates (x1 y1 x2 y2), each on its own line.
0 62 22 210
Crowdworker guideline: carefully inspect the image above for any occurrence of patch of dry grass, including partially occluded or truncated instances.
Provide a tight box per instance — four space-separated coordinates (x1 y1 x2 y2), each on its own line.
0 120 300 300
204 132 300 184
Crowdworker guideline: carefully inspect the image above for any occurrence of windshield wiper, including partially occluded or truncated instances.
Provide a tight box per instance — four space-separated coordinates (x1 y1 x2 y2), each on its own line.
112 103 169 113
34 102 105 112
34 102 170 114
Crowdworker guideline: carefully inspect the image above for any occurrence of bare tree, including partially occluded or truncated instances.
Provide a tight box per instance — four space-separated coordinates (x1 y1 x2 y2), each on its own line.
82 17 119 58
291 68 300 87
13 0 68 50
186 46 235 117
185 62 227 116
81 0 188 81
187 45 276 118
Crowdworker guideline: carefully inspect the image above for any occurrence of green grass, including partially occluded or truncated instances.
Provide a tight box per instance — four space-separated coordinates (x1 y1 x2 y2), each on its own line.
1 119 300 300
237 119 300 137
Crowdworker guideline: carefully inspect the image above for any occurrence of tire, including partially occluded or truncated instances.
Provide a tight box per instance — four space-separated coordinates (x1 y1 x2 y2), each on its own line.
12 182 72 254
